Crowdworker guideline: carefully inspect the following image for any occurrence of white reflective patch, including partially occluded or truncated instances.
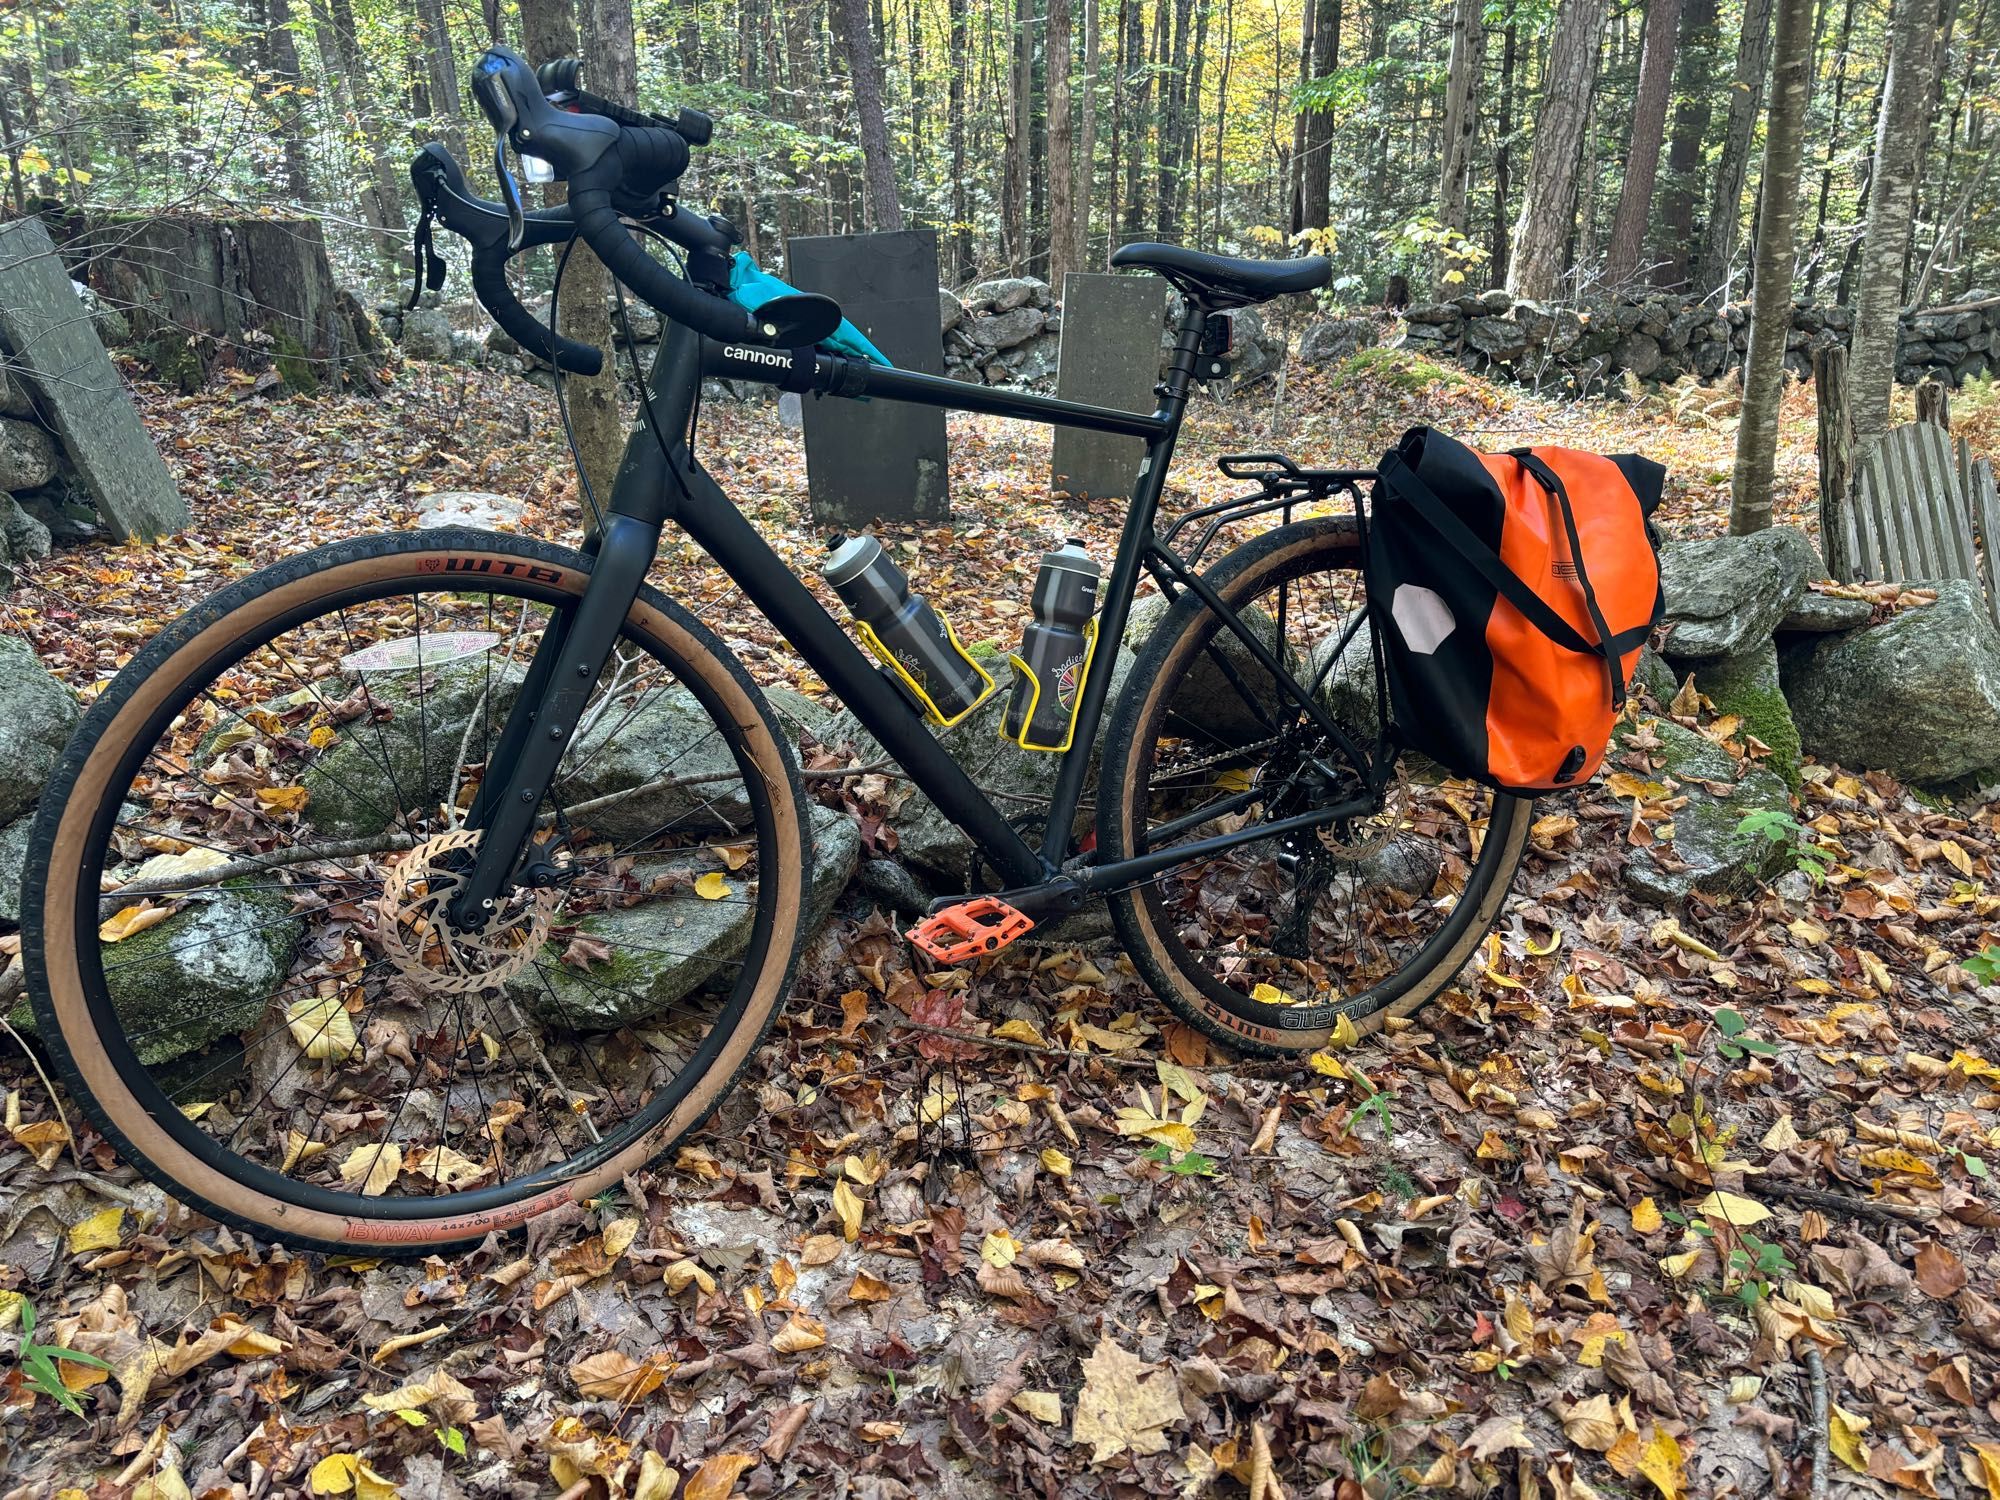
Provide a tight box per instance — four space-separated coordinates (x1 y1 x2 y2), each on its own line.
1391 585 1456 655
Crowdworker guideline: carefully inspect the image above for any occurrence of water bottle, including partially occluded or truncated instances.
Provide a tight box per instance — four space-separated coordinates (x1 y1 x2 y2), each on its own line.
1003 540 1101 750
823 533 993 725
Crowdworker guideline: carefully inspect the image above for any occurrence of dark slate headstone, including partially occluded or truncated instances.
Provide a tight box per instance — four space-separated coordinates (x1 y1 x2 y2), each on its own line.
1051 273 1164 502
787 230 949 528
0 217 188 540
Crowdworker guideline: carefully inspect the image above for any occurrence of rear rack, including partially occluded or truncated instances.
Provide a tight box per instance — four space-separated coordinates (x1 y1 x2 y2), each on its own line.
1162 452 1377 572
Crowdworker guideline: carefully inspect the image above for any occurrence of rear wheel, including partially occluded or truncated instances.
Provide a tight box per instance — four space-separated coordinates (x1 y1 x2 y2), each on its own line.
23 529 809 1252
1100 517 1531 1054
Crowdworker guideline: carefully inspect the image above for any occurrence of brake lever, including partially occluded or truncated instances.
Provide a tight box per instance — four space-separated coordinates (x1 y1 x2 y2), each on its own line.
492 138 526 251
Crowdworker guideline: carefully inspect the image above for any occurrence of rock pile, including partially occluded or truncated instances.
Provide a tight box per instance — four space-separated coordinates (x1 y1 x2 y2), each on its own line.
1375 288 2000 394
1617 525 2000 904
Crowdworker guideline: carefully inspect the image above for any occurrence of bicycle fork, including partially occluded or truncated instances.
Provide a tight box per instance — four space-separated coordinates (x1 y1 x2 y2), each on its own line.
446 511 662 927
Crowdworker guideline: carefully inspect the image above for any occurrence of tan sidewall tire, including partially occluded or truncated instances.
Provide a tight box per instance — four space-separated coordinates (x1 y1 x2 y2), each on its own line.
25 531 807 1252
1101 518 1533 1055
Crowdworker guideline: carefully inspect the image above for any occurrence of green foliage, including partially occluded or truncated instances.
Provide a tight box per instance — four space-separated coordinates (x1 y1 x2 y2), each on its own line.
1737 808 1831 884
1712 1005 1781 1062
12 1301 112 1418
1964 945 2000 984
1337 346 1468 393
1141 1141 1219 1176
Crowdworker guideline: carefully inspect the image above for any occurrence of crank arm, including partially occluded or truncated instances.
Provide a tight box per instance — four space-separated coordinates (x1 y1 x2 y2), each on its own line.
449 513 662 923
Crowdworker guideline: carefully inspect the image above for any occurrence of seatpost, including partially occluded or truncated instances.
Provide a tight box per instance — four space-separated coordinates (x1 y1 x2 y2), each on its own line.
1157 297 1214 409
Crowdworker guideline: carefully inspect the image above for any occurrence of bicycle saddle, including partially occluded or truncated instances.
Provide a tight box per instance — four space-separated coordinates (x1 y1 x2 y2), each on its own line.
1109 242 1331 308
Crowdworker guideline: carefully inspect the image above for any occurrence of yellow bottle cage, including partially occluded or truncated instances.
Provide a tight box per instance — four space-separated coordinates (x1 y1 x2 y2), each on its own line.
853 613 998 728
1001 616 1099 753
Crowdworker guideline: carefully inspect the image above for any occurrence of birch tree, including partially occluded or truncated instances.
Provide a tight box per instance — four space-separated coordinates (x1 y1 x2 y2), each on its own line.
1849 0 1946 452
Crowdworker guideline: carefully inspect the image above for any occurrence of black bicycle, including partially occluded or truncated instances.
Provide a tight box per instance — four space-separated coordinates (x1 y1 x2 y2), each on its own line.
19 48 1530 1252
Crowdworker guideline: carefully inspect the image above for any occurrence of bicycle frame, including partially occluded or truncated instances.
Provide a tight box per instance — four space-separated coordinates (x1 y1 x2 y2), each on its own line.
452 295 1376 922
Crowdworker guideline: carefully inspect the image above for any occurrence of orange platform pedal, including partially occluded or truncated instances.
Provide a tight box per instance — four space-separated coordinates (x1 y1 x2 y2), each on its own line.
906 898 1035 964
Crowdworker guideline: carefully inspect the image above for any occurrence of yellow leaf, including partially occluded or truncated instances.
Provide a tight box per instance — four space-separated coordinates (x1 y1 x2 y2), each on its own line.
309 725 338 750
633 1451 681 1500
1963 1443 2000 1500
281 1130 328 1174
684 1453 759 1500
131 1469 192 1500
1562 1394 1622 1452
287 994 359 1063
1660 1248 1703 1278
601 1217 640 1259
68 1206 124 1253
1155 1060 1201 1103
1039 1147 1073 1177
371 1325 449 1364
694 872 731 900
1829 1406 1871 1473
770 1314 826 1353
1761 1115 1802 1151
1250 981 1288 1005
1524 928 1564 957
126 846 228 886
1728 1376 1764 1404
981 1229 1021 1268
406 1145 486 1188
1631 1197 1664 1234
1695 1190 1772 1227
1012 1390 1063 1423
339 1143 403 1196
255 785 310 813
99 903 173 943
1639 1427 1684 1500
832 1178 864 1241
708 841 753 871
993 1017 1047 1046
848 1271 894 1303
1326 1012 1360 1049
309 1455 360 1495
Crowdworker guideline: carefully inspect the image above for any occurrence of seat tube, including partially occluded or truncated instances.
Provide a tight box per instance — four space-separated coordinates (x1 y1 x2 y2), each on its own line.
1038 300 1210 861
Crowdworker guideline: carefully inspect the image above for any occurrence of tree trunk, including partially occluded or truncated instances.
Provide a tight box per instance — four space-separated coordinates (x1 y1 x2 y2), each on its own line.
835 0 904 231
1849 0 1945 453
1157 0 1192 237
1505 0 1604 299
1653 0 1719 287
1730 0 1814 534
321 0 409 275
1121 0 1148 237
947 0 972 278
257 0 315 204
1816 344 1856 576
1490 22 1515 279
1692 0 1776 299
1300 0 1340 233
1437 0 1485 281
1806 0 1858 294
1604 0 1681 286
412 0 467 161
1048 0 1078 283
1006 0 1031 268
1289 0 1315 233
1209 0 1233 248
1077 0 1100 264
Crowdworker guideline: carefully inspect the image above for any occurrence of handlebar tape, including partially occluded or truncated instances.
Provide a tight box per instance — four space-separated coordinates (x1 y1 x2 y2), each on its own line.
568 133 761 345
469 244 604 376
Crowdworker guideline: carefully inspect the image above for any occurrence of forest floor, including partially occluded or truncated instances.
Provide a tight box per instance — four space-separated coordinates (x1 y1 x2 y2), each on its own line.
2 352 1998 1500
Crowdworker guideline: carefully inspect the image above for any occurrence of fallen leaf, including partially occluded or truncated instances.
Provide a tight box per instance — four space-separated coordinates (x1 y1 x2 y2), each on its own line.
694 871 731 900
68 1207 125 1254
1695 1190 1771 1227
569 1349 666 1402
684 1452 759 1500
1012 1390 1063 1423
1071 1336 1183 1463
338 1143 402 1196
1913 1240 1968 1299
1830 1405 1871 1473
1638 1427 1684 1500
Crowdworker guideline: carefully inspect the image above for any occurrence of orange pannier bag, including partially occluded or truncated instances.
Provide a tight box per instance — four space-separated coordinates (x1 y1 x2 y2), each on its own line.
1366 427 1665 792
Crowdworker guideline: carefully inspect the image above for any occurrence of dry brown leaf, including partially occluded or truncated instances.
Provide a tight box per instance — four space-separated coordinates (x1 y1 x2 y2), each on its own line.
1071 1336 1183 1464
683 1452 759 1500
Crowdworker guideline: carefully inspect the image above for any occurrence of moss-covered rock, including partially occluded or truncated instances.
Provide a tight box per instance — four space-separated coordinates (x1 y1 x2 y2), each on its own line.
11 879 302 1065
1614 715 1793 906
554 683 755 847
1676 639 1802 791
1633 646 1680 706
1341 346 1469 392
304 653 525 837
509 805 859 1029
0 815 28 924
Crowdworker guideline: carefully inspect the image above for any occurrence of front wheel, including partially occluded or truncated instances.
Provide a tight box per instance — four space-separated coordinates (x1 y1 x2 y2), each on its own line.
23 528 810 1252
1100 517 1532 1055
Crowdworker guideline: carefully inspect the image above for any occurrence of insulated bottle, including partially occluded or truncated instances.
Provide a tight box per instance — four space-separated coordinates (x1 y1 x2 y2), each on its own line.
1003 539 1101 750
823 533 993 725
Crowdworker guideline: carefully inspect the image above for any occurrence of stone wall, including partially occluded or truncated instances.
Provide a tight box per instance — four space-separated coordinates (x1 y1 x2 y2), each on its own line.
1390 288 2000 395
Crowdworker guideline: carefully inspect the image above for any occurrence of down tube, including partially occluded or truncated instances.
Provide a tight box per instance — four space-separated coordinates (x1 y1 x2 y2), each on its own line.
665 449 1049 887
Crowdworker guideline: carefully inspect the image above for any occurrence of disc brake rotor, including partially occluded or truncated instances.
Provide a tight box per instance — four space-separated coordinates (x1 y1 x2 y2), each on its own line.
377 830 559 994
1318 757 1410 863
